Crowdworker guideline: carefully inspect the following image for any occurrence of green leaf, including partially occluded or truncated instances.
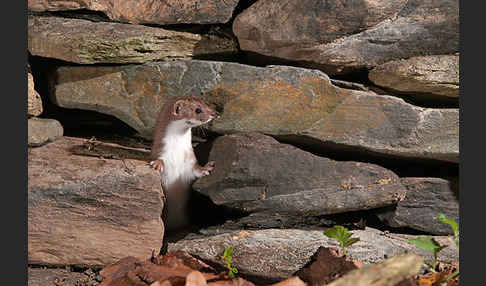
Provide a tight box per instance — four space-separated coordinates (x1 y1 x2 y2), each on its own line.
342 237 360 248
409 236 446 254
324 225 348 242
324 225 360 253
223 247 238 278
437 214 459 237
223 247 233 259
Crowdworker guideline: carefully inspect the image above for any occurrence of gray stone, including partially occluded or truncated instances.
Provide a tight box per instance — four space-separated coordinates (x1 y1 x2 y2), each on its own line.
233 0 459 75
28 118 63 147
369 55 459 101
48 61 459 163
28 136 164 267
168 228 458 282
376 177 459 235
28 0 239 25
193 133 406 216
28 15 238 64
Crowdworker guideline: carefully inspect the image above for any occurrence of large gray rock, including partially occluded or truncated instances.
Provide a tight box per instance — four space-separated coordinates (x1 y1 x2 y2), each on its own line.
28 136 164 267
28 118 63 147
233 0 459 75
28 0 239 25
193 132 406 216
168 227 458 282
369 55 459 101
376 177 459 235
48 61 459 163
28 15 238 64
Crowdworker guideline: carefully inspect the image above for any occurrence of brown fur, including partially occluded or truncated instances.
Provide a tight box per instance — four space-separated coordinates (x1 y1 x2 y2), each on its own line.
150 96 215 162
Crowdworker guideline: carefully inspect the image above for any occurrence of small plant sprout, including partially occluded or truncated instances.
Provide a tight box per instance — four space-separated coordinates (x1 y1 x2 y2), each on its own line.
324 225 360 256
408 236 447 271
437 213 460 281
437 213 459 250
223 247 238 278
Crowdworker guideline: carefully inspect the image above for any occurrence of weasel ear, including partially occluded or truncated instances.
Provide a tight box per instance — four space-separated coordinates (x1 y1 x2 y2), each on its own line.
173 100 184 115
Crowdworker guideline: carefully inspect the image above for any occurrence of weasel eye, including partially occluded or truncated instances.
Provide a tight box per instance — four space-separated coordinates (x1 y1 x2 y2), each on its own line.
195 108 202 114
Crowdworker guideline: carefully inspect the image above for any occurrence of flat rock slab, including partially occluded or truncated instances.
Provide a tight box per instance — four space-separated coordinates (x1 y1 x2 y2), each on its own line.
28 71 43 116
49 61 459 163
28 0 239 25
28 15 238 64
28 136 164 267
369 55 459 101
193 133 406 216
376 177 459 235
168 227 458 282
28 118 63 147
28 268 97 286
233 0 459 75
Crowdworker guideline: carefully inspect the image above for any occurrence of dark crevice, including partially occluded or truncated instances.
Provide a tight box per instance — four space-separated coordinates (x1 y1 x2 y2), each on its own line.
367 85 459 109
167 206 431 246
162 134 248 247
149 22 225 34
228 0 259 24
29 55 141 141
233 50 371 76
330 68 371 83
28 54 139 70
332 68 459 109
316 209 431 235
28 9 113 23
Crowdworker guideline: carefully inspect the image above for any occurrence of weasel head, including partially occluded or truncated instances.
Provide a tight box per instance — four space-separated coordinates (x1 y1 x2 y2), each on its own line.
172 96 218 128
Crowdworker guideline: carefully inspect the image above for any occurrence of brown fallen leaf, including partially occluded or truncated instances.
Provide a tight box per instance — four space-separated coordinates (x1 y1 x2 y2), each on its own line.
416 262 459 286
185 271 208 286
207 277 254 286
151 281 173 286
99 256 142 286
153 251 217 274
295 247 361 286
270 276 307 286
98 251 253 286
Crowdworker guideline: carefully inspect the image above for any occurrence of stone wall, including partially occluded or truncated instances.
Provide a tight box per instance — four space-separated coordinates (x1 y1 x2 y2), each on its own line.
27 0 459 282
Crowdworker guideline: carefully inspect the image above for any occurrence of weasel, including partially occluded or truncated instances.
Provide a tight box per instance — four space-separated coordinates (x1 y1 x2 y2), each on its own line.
149 95 218 232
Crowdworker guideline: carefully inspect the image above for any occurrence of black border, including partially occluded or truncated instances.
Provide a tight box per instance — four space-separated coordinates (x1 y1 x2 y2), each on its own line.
7 0 28 284
21 0 468 284
459 0 474 284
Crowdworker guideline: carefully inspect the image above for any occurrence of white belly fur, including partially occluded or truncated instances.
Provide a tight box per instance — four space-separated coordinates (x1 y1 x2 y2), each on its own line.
159 120 197 188
158 120 198 231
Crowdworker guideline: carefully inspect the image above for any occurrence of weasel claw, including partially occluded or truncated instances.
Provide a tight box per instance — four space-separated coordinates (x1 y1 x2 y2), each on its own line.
149 160 164 172
198 161 215 177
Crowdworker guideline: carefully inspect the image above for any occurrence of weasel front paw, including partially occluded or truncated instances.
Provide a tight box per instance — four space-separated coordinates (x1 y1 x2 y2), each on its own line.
199 161 215 176
149 159 164 172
